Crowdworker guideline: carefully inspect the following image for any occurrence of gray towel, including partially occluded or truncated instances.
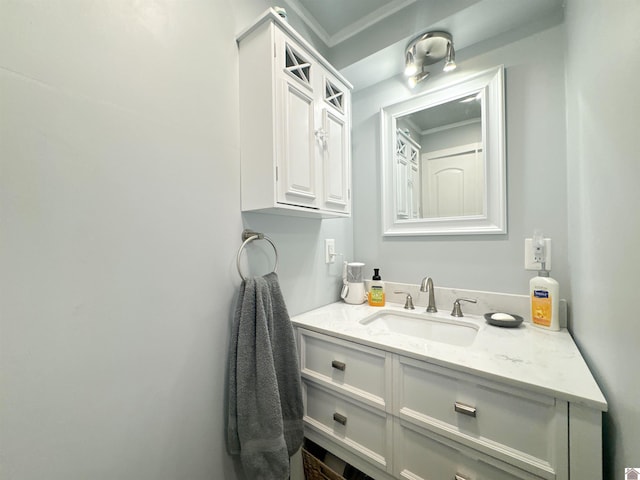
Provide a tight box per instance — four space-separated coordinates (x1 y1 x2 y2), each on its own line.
227 272 304 479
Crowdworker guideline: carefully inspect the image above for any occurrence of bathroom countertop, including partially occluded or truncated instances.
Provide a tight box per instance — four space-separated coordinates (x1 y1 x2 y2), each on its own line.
291 301 607 411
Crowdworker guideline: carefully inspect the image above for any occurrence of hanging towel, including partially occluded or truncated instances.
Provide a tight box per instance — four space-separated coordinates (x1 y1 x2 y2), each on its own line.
227 272 304 480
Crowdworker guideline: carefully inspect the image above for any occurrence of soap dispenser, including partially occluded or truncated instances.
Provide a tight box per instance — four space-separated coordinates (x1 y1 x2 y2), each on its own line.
368 268 386 307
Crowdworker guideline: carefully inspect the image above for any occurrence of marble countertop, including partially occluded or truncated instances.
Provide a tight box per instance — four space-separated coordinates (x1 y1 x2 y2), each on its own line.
291 301 607 411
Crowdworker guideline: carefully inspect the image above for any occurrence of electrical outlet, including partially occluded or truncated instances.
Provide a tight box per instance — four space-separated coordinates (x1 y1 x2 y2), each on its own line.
524 238 552 270
325 239 336 264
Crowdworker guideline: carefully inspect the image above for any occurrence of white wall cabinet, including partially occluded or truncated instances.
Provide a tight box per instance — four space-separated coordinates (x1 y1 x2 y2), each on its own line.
297 328 601 480
237 10 352 218
395 130 421 219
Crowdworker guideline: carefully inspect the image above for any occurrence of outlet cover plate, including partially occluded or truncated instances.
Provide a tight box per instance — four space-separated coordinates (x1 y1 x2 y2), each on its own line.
524 238 551 270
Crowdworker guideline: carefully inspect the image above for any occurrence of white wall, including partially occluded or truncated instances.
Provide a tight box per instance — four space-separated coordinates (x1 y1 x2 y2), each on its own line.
565 1 640 477
0 1 350 479
351 25 568 297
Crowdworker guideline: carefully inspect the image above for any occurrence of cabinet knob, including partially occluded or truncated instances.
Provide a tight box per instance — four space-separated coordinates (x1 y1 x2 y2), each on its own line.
454 402 477 417
331 360 346 371
314 128 327 146
333 412 347 426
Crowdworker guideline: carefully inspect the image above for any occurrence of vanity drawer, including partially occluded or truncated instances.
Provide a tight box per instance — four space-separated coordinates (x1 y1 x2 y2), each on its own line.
395 420 547 480
298 329 390 408
302 381 392 472
394 356 567 476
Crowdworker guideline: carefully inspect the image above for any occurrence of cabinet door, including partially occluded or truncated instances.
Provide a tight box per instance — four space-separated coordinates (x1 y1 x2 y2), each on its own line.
395 421 546 480
277 79 318 208
320 106 349 213
298 329 390 409
409 159 420 218
394 356 567 479
408 145 420 218
303 381 392 473
317 75 350 214
273 35 318 208
395 136 409 218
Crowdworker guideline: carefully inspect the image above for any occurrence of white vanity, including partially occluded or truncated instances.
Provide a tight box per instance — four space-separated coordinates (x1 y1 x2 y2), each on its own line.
292 300 607 480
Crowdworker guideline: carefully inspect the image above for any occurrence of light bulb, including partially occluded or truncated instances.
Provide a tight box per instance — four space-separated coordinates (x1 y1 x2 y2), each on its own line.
408 70 429 88
404 63 418 77
404 49 417 77
443 43 456 72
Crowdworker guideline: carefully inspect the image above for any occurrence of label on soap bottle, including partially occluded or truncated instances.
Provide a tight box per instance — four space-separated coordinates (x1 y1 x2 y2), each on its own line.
369 285 385 306
532 289 552 327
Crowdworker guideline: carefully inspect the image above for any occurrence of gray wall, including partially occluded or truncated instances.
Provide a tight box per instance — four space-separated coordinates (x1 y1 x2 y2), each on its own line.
421 122 482 154
351 25 568 296
0 1 350 479
565 0 640 477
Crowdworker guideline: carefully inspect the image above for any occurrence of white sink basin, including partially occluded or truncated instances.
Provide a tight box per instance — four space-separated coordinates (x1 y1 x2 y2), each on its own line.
359 310 479 347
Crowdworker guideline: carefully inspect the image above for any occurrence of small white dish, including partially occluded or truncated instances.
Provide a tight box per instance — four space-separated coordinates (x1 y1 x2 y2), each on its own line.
484 312 524 328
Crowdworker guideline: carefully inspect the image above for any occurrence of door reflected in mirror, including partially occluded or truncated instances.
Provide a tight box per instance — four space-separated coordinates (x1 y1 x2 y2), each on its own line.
381 66 506 236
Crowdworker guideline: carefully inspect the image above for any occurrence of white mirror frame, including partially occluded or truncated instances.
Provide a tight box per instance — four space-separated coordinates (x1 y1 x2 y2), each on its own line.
380 65 506 236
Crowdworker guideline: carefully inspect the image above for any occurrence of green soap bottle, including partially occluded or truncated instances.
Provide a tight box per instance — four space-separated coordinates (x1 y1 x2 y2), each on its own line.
368 268 385 306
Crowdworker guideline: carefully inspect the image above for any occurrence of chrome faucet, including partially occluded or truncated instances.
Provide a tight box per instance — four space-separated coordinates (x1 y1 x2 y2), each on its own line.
419 277 437 313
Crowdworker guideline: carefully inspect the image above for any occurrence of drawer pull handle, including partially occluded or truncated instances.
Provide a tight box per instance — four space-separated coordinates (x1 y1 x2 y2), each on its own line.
331 360 346 371
333 413 347 426
454 402 477 417
455 474 470 480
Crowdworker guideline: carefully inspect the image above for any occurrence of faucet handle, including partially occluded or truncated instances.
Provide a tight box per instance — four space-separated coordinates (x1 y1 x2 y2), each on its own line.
451 298 477 317
394 291 415 310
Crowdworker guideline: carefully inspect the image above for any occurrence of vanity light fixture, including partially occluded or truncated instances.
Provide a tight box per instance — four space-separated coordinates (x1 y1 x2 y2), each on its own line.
404 31 456 88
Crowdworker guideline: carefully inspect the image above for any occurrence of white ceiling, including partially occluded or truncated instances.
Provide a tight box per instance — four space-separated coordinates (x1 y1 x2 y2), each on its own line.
407 94 481 132
281 0 565 90
282 0 417 47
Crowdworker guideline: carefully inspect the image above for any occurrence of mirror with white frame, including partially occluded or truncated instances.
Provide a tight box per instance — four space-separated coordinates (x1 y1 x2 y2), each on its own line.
380 66 506 236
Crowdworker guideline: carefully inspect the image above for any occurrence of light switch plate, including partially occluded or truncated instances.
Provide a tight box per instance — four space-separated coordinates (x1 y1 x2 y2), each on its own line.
524 238 551 270
325 239 336 264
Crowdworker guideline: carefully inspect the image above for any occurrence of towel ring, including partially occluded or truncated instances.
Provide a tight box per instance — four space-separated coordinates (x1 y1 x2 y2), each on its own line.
236 229 279 281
